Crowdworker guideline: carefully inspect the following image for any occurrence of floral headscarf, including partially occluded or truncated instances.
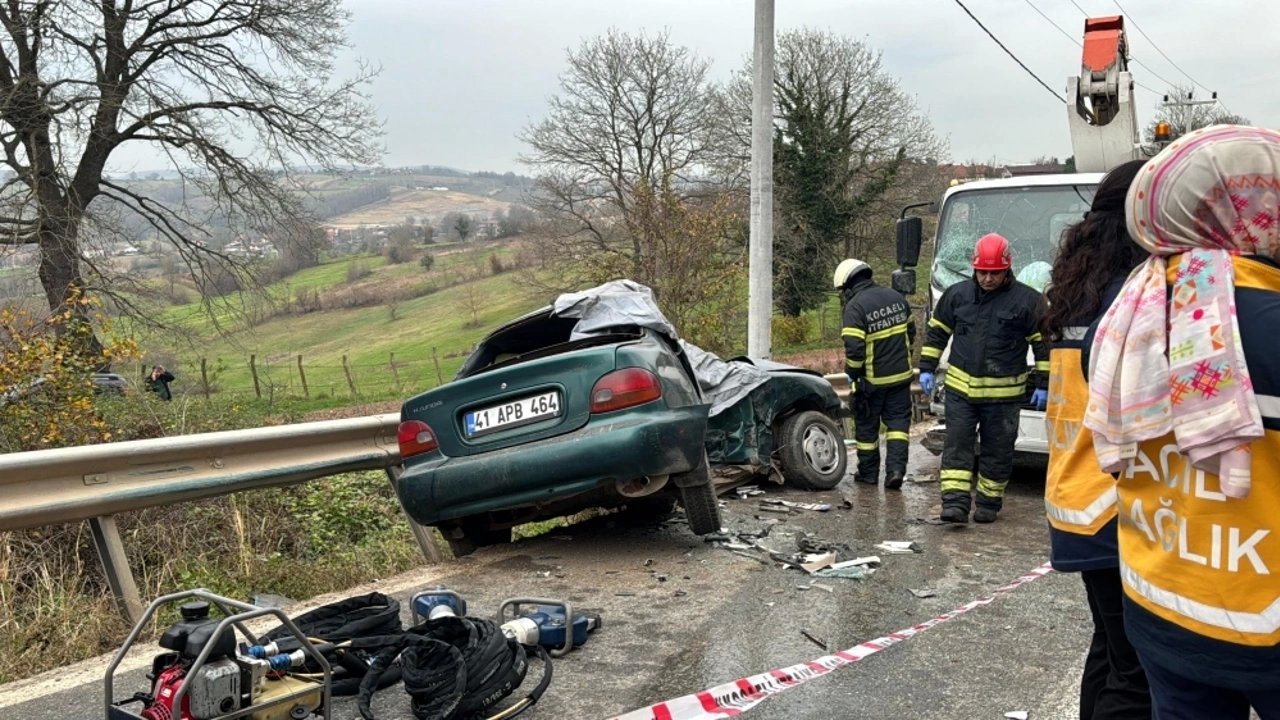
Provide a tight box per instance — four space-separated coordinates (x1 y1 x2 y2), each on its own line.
1084 125 1280 498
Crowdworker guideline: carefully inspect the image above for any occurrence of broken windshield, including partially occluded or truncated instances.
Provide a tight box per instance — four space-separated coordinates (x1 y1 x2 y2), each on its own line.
932 184 1097 290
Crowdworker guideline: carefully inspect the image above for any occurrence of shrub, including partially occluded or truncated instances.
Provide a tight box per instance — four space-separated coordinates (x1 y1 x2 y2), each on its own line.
419 253 435 271
345 259 371 282
772 314 809 348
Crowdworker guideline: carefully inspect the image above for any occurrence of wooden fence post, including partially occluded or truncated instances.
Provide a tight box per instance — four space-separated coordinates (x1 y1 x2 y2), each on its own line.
297 355 309 398
389 352 401 390
431 347 444 386
200 358 210 399
249 354 261 399
342 355 359 397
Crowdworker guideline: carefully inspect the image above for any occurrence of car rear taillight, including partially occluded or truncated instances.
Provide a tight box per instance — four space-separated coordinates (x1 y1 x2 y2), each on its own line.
398 420 439 458
590 368 662 413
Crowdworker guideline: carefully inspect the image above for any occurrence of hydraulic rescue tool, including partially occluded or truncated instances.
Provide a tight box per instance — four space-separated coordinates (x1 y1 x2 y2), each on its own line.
411 587 602 657
105 589 330 720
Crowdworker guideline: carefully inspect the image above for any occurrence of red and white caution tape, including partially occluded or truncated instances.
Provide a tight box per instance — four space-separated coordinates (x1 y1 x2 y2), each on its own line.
610 562 1054 720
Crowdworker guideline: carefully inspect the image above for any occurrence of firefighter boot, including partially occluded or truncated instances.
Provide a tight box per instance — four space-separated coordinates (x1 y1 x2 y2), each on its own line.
939 491 971 524
883 471 905 490
973 493 1002 524
854 448 880 485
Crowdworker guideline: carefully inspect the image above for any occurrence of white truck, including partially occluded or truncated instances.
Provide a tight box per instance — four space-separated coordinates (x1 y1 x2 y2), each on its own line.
891 15 1151 457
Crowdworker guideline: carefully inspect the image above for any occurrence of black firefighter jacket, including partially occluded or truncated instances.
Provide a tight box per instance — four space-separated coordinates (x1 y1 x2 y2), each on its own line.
918 277 1048 403
841 279 915 388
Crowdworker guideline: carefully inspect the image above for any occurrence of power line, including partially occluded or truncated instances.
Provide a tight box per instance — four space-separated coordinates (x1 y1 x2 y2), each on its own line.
1112 0 1213 95
1020 0 1164 97
952 0 1063 105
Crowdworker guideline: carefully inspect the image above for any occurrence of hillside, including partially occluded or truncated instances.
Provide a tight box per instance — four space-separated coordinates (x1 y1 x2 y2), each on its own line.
139 242 545 408
324 188 512 229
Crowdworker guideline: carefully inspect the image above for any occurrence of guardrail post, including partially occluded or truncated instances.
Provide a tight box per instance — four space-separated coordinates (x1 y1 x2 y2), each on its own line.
89 515 143 623
384 466 445 563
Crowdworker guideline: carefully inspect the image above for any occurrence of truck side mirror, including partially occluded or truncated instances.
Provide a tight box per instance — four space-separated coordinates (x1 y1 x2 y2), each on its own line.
891 268 917 296
896 216 923 268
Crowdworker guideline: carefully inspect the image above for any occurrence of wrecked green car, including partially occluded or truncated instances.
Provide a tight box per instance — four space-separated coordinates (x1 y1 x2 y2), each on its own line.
393 281 847 555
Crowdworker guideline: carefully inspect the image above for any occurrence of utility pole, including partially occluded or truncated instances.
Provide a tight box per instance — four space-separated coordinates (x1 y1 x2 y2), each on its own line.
747 0 774 359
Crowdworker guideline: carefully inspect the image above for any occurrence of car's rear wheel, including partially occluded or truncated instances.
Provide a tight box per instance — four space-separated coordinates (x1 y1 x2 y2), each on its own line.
442 517 512 558
778 411 848 490
674 453 722 535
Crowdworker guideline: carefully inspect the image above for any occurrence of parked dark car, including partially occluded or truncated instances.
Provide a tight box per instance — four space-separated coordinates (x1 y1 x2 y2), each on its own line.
0 372 129 407
393 282 850 556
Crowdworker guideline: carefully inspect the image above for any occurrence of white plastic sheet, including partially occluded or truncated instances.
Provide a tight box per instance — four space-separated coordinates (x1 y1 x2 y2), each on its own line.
552 279 770 417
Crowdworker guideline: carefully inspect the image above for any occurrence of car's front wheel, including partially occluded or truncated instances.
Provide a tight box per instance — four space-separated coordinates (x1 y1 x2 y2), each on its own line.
778 411 848 490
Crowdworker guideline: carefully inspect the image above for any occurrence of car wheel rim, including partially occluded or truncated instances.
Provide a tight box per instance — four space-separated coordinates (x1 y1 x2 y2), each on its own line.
801 423 840 475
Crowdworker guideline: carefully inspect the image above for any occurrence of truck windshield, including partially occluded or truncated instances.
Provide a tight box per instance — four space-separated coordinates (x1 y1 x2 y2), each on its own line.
933 184 1097 291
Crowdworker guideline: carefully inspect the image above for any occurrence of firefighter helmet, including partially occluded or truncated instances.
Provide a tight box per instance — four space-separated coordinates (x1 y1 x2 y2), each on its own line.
832 258 872 288
972 233 1012 271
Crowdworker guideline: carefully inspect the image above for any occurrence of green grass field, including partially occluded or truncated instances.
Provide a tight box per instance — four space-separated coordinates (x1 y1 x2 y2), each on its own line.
135 243 541 409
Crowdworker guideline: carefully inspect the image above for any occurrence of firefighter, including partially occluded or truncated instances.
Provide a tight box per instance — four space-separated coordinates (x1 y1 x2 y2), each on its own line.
918 233 1048 523
835 258 915 489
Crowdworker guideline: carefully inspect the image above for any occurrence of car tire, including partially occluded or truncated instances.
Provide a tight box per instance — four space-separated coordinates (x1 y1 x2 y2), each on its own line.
675 453 722 535
442 517 511 558
778 410 848 490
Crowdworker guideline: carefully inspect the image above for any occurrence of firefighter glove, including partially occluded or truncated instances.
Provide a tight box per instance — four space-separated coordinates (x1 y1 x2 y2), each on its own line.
919 372 935 397
1031 388 1048 411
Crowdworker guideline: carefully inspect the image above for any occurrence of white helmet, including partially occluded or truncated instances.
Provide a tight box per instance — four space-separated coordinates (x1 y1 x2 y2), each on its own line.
833 258 872 289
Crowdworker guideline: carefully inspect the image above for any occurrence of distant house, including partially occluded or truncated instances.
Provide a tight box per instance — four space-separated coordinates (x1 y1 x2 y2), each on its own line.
1000 162 1067 177
431 186 449 192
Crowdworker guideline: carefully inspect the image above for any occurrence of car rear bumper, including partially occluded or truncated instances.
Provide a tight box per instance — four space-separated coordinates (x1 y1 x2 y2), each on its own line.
395 405 709 526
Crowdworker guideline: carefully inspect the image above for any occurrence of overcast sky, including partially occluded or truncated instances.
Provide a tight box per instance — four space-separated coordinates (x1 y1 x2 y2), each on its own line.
98 1 1263 176
330 0 1275 173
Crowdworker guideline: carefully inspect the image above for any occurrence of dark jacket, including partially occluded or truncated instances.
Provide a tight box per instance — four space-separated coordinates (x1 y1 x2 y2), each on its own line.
919 277 1048 402
841 278 915 388
146 371 174 401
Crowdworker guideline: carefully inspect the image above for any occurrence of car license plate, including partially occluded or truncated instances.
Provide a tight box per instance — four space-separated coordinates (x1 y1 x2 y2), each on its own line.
464 391 562 438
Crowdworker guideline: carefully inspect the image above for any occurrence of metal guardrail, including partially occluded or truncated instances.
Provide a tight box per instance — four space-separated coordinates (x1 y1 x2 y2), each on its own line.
0 414 443 621
0 414 402 531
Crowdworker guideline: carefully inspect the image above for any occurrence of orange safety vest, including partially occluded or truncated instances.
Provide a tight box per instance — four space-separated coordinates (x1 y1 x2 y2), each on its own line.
1044 337 1117 535
1117 256 1280 648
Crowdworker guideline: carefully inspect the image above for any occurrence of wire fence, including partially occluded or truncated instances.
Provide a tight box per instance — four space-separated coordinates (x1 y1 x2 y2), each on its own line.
133 348 468 403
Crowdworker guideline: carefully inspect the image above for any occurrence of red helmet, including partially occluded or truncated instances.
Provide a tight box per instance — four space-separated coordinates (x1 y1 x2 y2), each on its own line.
972 233 1012 271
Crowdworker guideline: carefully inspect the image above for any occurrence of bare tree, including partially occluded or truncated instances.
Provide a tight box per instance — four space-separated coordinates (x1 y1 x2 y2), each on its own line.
0 1 380 350
520 30 719 293
1145 85 1250 142
709 29 945 315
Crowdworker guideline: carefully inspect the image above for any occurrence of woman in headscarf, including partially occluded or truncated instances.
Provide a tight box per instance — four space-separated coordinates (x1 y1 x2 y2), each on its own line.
1084 125 1280 718
1042 158 1152 719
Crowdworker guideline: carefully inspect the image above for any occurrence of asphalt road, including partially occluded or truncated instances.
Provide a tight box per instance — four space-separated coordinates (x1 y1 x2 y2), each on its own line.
2 442 1089 720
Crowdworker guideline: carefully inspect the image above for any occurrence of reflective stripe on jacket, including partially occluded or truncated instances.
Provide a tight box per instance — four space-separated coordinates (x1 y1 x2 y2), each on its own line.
842 280 915 387
919 277 1048 402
